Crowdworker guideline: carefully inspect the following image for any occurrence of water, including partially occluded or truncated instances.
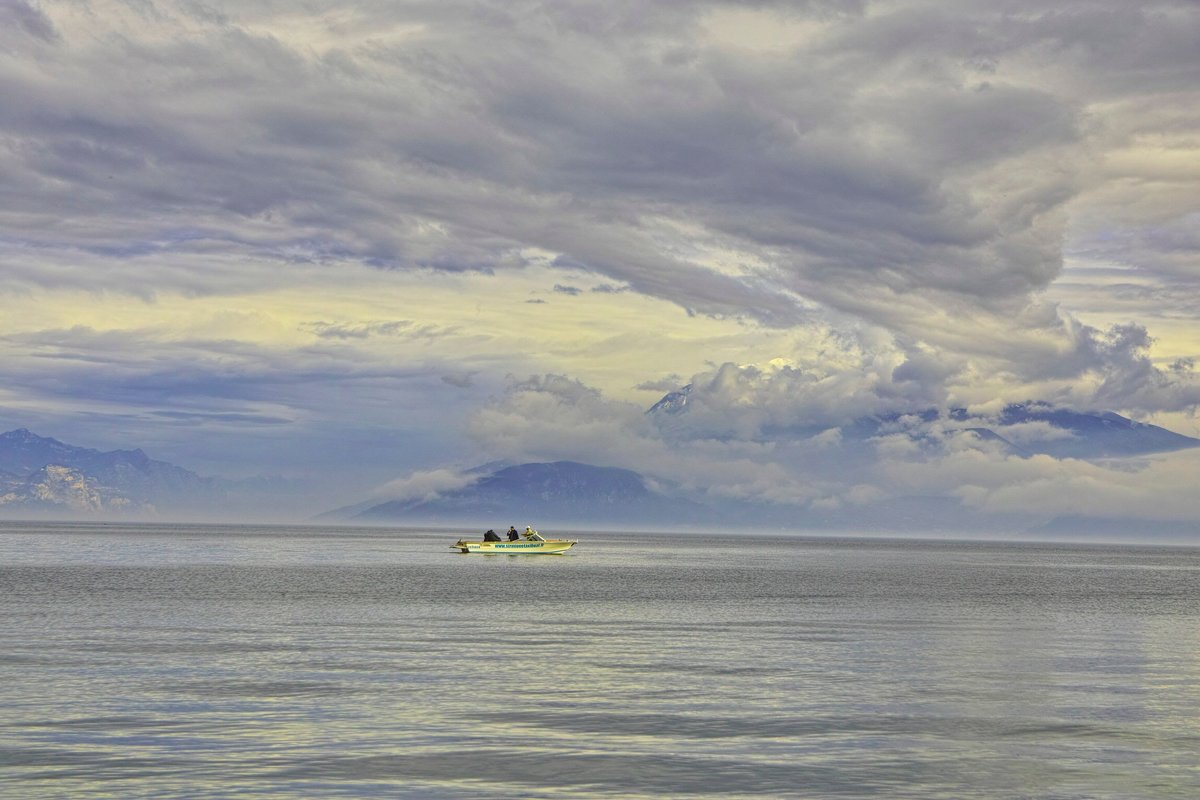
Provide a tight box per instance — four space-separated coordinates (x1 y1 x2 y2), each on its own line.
2 521 1199 798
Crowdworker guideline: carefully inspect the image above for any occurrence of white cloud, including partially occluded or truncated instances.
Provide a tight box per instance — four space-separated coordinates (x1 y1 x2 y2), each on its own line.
371 468 478 503
985 421 1076 448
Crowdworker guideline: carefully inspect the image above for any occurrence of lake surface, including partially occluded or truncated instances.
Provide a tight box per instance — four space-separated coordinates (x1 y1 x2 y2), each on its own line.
2 521 1199 798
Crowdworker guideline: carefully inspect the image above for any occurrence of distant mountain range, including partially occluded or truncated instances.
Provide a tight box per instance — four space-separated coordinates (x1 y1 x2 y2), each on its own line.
6 394 1199 532
650 387 1200 459
333 398 1200 532
0 429 293 518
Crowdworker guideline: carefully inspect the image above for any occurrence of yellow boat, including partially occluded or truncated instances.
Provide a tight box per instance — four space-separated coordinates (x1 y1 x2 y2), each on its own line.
451 527 576 554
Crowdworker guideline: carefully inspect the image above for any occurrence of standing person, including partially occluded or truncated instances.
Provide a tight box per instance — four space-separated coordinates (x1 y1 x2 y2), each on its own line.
507 526 519 541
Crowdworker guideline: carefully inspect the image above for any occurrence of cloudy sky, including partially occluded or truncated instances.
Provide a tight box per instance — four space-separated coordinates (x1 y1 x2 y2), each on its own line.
2 0 1199 523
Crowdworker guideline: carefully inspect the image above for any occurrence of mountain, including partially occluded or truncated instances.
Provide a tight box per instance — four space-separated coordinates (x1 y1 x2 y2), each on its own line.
337 458 1022 533
648 390 1200 459
830 404 1200 459
339 397 1200 532
647 385 692 415
0 465 109 513
0 428 294 518
0 429 211 516
993 403 1200 458
1 428 185 478
351 460 709 527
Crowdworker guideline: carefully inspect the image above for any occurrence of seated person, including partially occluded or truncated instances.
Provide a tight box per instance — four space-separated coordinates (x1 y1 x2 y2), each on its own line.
507 526 519 541
483 529 501 542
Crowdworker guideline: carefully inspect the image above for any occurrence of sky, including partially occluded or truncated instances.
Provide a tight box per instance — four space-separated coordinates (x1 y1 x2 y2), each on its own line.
1 0 1199 524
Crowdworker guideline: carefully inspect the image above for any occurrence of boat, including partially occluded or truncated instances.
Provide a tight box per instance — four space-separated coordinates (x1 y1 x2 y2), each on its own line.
451 526 576 554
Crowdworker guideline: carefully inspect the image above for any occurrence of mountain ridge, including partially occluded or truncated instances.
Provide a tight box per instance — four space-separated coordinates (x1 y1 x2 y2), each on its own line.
648 392 1200 459
352 460 711 527
7 399 1198 531
341 400 1200 532
0 428 295 518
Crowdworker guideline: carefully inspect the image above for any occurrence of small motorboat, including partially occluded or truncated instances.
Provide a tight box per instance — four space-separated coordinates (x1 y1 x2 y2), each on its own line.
451 527 576 554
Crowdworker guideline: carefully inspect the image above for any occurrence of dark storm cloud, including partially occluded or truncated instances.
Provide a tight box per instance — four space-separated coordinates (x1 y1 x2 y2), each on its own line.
1075 323 1200 412
2 0 1198 412
0 3 1080 300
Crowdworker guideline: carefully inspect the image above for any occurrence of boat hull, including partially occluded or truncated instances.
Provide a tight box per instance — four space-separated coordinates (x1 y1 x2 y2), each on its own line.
452 539 575 554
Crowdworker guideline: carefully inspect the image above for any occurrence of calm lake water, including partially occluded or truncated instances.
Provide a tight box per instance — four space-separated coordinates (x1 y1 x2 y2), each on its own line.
2 521 1199 799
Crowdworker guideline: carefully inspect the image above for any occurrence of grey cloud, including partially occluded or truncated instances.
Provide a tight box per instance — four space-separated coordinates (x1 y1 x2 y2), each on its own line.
1022 4 1200 96
0 324 483 415
0 2 1105 315
635 375 685 392
151 410 294 425
891 352 963 387
303 321 414 339
590 283 630 294
1051 274 1200 320
1070 222 1200 284
505 374 604 405
0 322 496 499
661 352 960 439
1 0 1197 421
465 368 1200 525
552 284 582 296
651 323 1200 443
1084 324 1200 412
981 313 1200 415
0 0 58 42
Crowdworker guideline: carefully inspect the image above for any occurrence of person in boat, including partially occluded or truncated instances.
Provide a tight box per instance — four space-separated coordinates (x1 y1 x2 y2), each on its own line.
483 529 501 542
506 526 519 541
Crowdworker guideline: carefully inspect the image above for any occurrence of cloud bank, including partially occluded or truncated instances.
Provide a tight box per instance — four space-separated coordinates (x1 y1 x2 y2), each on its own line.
4 4 1196 320
463 368 1200 529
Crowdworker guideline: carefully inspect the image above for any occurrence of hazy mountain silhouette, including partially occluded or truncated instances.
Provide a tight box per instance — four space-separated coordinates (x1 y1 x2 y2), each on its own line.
10 398 1198 530
351 460 710 527
0 428 295 517
345 398 1200 532
649 389 1200 459
993 403 1199 458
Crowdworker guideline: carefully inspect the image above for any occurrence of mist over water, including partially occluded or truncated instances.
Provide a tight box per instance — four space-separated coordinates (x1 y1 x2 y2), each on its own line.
2 522 1199 798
